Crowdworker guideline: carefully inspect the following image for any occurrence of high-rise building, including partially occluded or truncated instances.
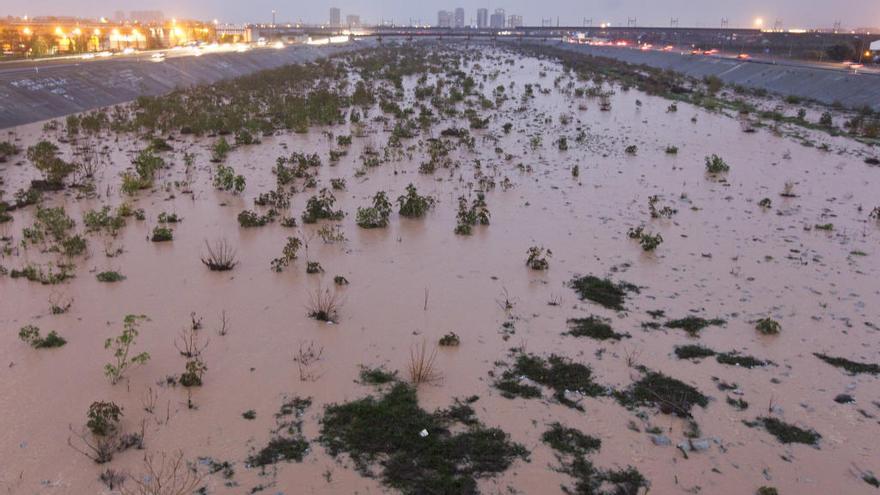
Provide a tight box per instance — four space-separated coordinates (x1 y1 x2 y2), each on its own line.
476 8 488 28
330 7 341 27
437 10 453 28
345 14 361 27
454 8 465 28
507 15 523 28
489 9 505 28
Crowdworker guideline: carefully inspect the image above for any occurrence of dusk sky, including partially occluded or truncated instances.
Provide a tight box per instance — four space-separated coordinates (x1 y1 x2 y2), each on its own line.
8 0 880 28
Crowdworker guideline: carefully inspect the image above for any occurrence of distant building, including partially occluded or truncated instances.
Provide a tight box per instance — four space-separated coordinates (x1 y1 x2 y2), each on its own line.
329 7 341 27
454 8 465 28
477 8 488 28
345 14 360 28
507 15 523 28
129 10 164 24
437 10 453 28
489 9 505 29
113 10 126 23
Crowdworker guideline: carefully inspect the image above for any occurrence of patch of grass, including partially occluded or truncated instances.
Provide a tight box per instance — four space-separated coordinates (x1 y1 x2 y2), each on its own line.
359 366 398 385
541 423 601 457
319 382 528 494
494 353 605 408
813 353 879 375
726 396 749 410
566 316 630 341
675 345 716 360
664 316 726 337
247 397 311 468
617 370 709 417
716 352 768 368
750 417 820 445
542 424 648 495
96 271 125 283
567 275 637 311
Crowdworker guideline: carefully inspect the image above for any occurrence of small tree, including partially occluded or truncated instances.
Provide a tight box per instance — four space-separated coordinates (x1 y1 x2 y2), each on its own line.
104 315 150 384
27 140 74 185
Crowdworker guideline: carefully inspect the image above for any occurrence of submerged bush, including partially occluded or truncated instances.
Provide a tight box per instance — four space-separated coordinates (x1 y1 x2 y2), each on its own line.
302 188 344 224
525 246 552 270
356 191 392 228
454 193 490 235
397 184 436 218
19 325 66 348
705 154 730 174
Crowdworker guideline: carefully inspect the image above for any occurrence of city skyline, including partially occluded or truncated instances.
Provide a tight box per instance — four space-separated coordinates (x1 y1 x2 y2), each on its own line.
5 1 880 29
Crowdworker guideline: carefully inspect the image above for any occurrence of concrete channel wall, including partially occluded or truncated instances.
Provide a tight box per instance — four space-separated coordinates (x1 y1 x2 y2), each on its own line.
0 40 375 129
544 42 880 111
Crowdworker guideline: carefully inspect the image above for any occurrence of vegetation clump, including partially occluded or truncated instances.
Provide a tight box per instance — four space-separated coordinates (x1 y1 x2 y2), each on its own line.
616 370 709 417
749 417 821 445
27 140 75 187
494 352 605 409
19 325 66 348
566 316 629 341
542 422 648 495
397 184 436 218
438 332 461 346
674 345 716 360
664 316 726 337
356 191 393 228
302 188 344 224
320 382 528 494
525 246 552 270
813 353 879 375
270 237 302 272
247 397 311 467
359 366 398 385
200 239 238 271
150 226 173 242
715 352 769 368
567 275 637 311
237 209 275 228
96 271 125 283
705 154 730 174
454 193 490 235
86 401 123 436
213 164 246 193
627 226 664 251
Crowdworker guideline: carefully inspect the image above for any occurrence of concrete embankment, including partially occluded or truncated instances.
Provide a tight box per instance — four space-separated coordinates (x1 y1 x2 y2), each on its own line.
540 41 880 111
0 40 374 129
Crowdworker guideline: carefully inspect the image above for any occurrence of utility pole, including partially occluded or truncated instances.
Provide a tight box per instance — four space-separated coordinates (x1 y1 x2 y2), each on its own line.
627 17 637 28
670 17 679 28
272 10 276 27
721 17 728 29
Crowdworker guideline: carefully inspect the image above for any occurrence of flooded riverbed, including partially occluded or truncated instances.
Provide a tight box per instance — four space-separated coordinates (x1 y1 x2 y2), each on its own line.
1 43 878 494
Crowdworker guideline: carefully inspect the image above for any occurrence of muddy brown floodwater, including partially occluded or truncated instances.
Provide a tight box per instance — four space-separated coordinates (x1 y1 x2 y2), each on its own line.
1 44 879 495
